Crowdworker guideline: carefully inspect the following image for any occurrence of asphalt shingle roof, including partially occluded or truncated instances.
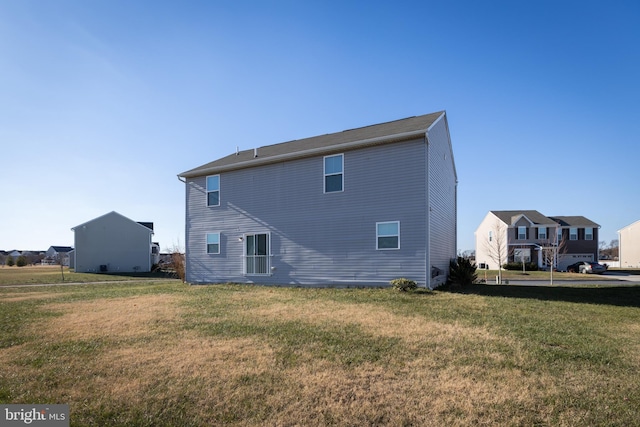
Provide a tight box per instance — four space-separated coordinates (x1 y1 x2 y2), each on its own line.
179 111 445 178
491 210 600 227
491 210 555 225
548 216 600 227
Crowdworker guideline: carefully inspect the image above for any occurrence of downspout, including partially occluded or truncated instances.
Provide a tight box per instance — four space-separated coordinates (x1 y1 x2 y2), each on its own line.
148 232 152 273
177 175 188 281
425 134 431 290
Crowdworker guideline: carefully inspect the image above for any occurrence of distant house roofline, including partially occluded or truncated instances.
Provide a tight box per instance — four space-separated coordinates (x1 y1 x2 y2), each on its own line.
488 210 600 228
71 211 155 234
49 246 73 253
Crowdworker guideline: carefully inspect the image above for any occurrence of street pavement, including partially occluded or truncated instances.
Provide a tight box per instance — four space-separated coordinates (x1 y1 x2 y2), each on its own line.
498 271 640 286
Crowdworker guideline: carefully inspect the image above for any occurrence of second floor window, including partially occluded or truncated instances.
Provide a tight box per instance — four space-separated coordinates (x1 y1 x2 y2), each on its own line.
538 227 547 240
517 226 526 240
206 175 220 207
585 227 593 240
570 227 578 240
324 154 343 193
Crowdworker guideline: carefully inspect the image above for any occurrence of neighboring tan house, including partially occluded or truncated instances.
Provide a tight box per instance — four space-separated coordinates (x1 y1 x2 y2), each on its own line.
619 220 640 268
45 246 74 266
475 210 600 271
178 111 457 288
71 211 155 273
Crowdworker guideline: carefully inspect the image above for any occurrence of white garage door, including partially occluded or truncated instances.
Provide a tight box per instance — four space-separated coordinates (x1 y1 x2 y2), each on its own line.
558 254 594 271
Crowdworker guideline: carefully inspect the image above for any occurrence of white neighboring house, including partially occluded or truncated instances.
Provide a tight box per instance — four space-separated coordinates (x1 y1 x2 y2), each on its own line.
71 211 156 273
619 220 640 268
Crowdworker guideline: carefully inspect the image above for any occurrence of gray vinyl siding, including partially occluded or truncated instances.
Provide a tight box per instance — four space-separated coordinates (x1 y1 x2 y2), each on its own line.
185 138 430 286
426 116 457 286
73 212 152 273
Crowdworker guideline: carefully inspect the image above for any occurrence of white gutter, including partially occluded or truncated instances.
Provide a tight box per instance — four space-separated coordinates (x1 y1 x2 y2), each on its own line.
179 129 428 178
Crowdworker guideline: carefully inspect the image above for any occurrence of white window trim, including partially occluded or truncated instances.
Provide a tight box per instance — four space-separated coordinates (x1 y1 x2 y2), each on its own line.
323 153 344 193
376 221 400 250
206 232 220 254
243 232 272 275
517 226 526 240
538 227 547 240
206 175 220 207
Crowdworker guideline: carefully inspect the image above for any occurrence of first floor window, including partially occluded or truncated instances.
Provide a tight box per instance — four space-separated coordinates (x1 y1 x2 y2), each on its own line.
570 227 578 240
206 175 220 206
514 248 531 263
377 221 400 250
206 233 220 254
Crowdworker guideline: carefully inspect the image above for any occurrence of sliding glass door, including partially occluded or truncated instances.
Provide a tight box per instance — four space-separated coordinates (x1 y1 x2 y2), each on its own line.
245 233 269 275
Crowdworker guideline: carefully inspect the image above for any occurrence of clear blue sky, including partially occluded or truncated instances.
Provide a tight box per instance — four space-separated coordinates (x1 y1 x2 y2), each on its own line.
1 0 639 254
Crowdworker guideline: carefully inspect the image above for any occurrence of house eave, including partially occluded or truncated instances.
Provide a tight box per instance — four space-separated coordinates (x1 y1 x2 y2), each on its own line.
178 129 427 178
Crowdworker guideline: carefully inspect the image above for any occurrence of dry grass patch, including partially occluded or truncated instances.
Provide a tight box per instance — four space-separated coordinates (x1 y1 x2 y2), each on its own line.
0 292 61 302
251 299 493 341
85 335 278 407
40 294 182 339
248 298 524 367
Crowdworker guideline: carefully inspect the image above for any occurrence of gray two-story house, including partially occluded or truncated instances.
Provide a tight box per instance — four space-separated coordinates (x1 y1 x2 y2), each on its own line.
71 211 156 273
475 210 600 271
179 111 457 288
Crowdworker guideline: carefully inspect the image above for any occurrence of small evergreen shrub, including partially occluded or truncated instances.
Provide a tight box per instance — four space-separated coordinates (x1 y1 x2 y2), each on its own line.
16 255 28 267
390 278 417 292
503 262 538 271
447 256 478 288
5 256 14 267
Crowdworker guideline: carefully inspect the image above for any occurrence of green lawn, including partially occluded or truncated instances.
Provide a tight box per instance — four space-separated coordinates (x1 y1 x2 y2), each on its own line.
0 271 639 426
0 265 175 286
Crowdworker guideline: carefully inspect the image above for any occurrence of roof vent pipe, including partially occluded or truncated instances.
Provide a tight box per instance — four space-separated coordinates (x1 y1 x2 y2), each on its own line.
236 146 239 155
254 147 258 158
